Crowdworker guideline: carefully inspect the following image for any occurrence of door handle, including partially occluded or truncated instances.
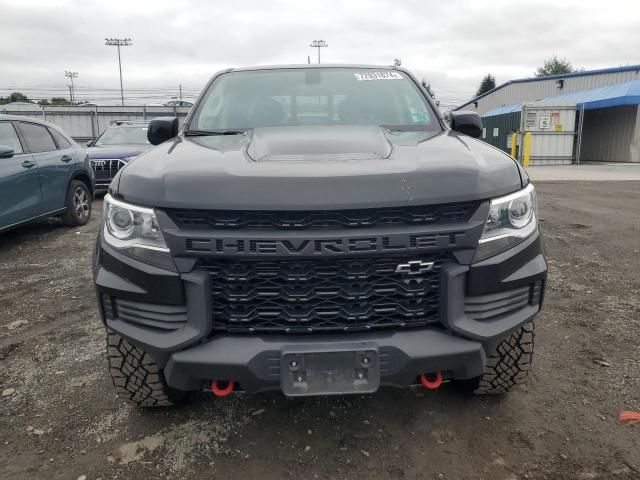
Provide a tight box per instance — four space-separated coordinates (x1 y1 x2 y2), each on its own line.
61 155 73 162
21 159 36 169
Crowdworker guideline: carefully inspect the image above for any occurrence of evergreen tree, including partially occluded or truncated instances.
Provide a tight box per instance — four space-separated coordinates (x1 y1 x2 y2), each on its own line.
475 74 496 96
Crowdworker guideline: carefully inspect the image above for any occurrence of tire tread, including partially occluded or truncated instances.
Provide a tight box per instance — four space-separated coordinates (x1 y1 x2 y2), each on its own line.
474 322 535 395
106 330 178 407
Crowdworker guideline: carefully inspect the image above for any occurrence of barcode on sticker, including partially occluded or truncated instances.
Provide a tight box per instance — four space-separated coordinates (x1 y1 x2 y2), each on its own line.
354 71 403 81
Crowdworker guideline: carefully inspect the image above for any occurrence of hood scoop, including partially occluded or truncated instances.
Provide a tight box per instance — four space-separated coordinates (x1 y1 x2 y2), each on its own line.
247 125 392 162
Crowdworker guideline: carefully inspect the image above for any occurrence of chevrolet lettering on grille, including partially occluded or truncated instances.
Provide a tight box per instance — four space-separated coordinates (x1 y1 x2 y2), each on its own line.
185 232 465 256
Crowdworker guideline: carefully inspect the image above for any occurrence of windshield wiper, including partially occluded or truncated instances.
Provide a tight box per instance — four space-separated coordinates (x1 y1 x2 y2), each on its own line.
382 125 431 132
185 129 247 136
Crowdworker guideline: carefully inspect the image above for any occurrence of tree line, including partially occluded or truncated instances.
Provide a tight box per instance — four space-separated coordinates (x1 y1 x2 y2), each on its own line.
0 92 72 106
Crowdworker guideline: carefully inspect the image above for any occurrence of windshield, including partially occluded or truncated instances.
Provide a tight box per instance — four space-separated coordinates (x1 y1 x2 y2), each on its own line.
189 68 440 132
95 125 150 146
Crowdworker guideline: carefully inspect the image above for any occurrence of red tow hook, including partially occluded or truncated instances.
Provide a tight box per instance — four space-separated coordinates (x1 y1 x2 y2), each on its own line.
420 371 443 390
210 379 235 397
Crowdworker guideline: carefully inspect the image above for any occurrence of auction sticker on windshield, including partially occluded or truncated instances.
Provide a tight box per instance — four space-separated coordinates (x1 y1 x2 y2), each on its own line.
354 71 403 81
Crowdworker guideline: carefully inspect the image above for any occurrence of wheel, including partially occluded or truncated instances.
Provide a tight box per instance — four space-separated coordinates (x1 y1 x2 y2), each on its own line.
106 330 186 407
62 180 92 226
455 322 535 395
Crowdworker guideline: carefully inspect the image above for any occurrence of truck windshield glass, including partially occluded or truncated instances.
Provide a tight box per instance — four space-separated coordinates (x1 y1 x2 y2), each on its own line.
190 68 440 132
95 126 149 146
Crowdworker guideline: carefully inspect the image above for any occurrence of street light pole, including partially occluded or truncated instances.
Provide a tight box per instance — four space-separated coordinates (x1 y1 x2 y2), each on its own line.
309 40 328 64
64 71 78 104
105 38 132 106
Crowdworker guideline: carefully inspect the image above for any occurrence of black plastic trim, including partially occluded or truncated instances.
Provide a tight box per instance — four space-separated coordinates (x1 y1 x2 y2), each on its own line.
105 269 211 353
440 263 539 341
467 230 547 296
97 240 184 305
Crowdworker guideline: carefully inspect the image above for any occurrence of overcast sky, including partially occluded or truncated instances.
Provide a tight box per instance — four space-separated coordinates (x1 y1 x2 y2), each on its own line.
2 0 639 108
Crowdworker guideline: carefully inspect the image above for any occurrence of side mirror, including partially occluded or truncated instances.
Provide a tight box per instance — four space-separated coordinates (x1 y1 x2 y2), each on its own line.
86 140 94 147
0 145 15 158
148 117 179 145
450 111 483 139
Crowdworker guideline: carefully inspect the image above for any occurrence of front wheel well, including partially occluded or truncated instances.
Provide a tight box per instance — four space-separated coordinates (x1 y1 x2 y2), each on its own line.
71 172 94 198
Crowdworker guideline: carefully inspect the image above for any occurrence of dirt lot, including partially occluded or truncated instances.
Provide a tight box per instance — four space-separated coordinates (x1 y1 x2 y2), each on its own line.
1 181 639 480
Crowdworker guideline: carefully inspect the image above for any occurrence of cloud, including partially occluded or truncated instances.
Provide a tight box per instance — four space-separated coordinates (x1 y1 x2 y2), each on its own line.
1 0 638 107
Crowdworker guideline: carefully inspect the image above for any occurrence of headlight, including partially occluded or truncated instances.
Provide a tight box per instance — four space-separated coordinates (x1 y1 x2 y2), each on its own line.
103 194 175 270
474 184 538 262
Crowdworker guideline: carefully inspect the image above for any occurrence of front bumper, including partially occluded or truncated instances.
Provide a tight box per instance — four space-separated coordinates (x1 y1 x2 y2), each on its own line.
164 328 485 392
94 227 547 393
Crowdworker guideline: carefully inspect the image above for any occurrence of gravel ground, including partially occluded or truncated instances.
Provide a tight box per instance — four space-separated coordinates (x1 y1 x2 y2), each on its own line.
1 181 639 480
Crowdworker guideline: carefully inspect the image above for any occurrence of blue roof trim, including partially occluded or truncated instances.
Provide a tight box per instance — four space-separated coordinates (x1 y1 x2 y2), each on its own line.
482 104 522 117
537 80 640 110
456 64 640 110
583 96 640 109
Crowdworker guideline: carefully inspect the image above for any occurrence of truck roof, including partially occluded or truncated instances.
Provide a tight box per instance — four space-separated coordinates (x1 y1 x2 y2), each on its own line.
228 64 400 73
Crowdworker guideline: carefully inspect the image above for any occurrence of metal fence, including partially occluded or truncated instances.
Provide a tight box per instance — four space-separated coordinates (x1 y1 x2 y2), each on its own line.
0 104 192 142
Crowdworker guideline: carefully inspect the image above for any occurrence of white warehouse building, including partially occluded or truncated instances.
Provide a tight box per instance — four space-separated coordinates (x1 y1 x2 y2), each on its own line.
455 65 640 164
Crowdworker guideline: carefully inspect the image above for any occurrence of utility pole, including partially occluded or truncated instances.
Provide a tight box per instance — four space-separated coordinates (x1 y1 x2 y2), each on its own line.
179 83 183 102
64 71 78 104
309 40 328 64
105 37 132 106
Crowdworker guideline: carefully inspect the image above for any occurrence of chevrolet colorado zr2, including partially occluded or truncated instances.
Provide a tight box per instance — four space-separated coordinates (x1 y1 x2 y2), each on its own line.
93 65 546 406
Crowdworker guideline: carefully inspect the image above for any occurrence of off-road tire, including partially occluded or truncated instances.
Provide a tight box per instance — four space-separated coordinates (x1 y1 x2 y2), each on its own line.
472 322 535 394
106 330 186 407
62 180 92 226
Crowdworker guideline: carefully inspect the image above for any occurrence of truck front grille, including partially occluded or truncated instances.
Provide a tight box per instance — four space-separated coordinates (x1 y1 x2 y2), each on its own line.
167 202 478 231
199 254 450 334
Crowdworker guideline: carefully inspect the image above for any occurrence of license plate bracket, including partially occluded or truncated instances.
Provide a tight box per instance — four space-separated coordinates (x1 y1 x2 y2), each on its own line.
281 349 380 397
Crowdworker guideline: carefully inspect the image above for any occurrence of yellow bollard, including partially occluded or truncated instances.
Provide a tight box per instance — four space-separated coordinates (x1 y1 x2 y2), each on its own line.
510 132 517 158
523 132 532 167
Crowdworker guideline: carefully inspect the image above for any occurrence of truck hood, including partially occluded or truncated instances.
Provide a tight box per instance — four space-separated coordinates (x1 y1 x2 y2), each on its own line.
114 126 524 210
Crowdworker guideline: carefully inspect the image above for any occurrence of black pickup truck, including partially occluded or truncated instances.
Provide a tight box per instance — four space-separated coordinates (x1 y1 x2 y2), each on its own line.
93 65 546 406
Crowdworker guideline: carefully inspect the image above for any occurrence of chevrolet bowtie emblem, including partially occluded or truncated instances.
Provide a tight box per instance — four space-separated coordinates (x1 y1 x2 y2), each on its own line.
395 260 435 275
